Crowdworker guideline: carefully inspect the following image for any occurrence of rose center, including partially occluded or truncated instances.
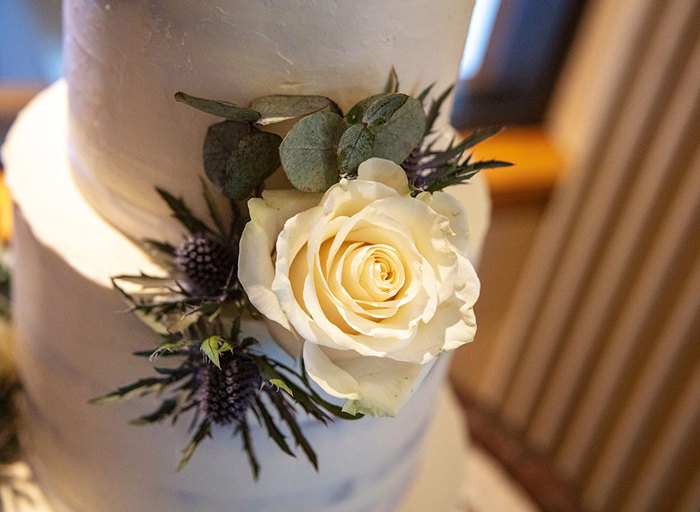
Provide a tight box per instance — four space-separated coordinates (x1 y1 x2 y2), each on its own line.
351 244 405 302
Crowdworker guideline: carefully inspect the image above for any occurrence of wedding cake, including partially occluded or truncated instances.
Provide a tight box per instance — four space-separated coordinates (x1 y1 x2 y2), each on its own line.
2 1 493 511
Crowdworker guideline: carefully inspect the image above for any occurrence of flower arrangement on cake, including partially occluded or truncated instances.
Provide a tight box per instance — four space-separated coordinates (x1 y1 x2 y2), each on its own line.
15 71 510 480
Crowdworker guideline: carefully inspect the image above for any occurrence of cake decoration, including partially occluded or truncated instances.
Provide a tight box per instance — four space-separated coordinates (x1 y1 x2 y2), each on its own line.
93 72 511 477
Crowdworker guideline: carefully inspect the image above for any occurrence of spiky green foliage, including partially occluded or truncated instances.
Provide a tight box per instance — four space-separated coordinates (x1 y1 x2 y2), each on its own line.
401 85 513 192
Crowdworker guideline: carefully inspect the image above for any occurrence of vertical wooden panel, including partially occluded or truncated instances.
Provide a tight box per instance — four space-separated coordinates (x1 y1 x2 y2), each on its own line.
585 240 700 510
556 126 700 483
500 0 695 432
529 10 700 453
676 468 700 512
618 356 700 512
477 0 660 412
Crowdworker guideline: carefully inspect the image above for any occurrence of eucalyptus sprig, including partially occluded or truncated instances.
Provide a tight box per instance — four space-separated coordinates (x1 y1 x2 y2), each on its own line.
176 69 511 200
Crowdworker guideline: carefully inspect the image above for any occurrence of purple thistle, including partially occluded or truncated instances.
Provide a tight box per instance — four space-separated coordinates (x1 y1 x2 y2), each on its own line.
197 351 261 426
175 233 237 298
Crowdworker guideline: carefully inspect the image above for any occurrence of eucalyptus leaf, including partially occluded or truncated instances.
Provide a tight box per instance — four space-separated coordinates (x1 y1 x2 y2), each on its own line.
224 130 282 200
175 92 261 122
337 124 374 175
202 120 251 192
362 93 408 127
279 112 346 192
370 96 426 163
250 95 333 125
345 94 384 125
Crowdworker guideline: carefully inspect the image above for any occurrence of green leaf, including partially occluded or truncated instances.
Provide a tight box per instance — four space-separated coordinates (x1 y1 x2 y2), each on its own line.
337 124 374 175
416 83 435 104
249 95 334 125
175 92 261 122
383 67 400 94
255 398 295 457
424 84 454 136
267 390 318 470
362 94 408 128
370 96 426 163
90 377 169 404
279 112 346 192
201 336 224 369
427 159 512 192
424 127 502 164
268 378 294 397
142 239 175 257
223 130 282 200
202 120 251 192
199 177 227 235
150 340 190 361
130 398 177 425
344 94 384 125
112 273 174 289
156 188 212 234
237 420 260 480
177 420 211 472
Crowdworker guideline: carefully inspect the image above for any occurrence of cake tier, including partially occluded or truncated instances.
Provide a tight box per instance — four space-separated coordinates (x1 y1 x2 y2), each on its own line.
4 83 489 512
64 0 476 241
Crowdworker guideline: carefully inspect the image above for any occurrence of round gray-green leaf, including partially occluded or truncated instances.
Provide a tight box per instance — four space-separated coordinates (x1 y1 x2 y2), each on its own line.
345 94 384 125
362 93 408 127
279 112 346 192
371 97 426 163
224 131 282 200
203 121 252 191
250 95 334 125
175 92 261 122
337 124 374 176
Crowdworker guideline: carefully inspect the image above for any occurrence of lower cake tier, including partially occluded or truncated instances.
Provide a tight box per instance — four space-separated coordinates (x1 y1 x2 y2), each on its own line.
3 84 490 511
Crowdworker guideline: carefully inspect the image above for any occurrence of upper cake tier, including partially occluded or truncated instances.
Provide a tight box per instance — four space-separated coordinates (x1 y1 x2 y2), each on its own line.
64 0 475 241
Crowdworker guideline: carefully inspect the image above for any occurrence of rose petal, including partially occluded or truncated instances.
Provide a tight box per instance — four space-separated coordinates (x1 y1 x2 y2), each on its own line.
357 158 411 196
303 342 435 417
238 190 320 357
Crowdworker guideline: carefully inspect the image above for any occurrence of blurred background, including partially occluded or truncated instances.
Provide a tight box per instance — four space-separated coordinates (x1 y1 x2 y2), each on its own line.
0 1 698 511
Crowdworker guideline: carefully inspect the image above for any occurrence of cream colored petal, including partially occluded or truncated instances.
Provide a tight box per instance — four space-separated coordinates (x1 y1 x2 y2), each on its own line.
303 342 435 417
356 158 411 195
239 189 322 357
239 222 301 357
417 190 470 255
319 177 399 219
271 206 324 344
389 297 477 364
364 196 457 303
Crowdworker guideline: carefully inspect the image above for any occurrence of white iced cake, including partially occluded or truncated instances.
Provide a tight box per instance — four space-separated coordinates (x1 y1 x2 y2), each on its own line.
3 2 491 511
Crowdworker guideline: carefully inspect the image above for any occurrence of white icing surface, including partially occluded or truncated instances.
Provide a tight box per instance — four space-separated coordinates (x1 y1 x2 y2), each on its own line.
64 0 476 241
4 83 488 512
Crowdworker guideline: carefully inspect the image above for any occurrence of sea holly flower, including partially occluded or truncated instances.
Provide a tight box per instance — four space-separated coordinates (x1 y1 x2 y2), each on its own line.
239 158 480 416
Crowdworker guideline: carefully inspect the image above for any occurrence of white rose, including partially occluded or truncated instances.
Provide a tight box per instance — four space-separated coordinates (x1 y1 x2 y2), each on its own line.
238 158 479 416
